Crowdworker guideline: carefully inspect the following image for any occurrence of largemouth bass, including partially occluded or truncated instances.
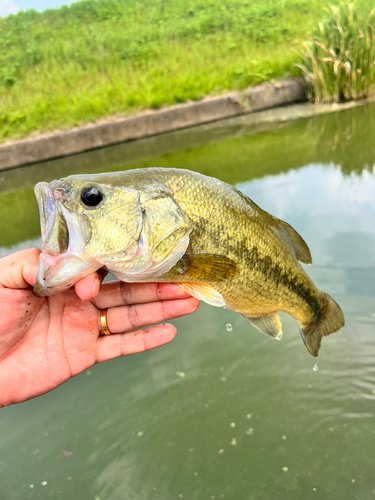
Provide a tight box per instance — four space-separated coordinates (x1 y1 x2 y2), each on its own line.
33 168 344 356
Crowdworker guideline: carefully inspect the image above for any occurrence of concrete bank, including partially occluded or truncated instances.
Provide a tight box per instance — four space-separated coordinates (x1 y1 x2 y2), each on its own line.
0 79 305 171
1 98 373 195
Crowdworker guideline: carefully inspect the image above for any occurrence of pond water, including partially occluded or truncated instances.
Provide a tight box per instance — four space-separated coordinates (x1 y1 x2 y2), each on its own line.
1 103 375 500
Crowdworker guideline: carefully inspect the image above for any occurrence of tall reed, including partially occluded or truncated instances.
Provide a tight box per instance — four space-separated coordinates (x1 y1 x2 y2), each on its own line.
297 3 375 102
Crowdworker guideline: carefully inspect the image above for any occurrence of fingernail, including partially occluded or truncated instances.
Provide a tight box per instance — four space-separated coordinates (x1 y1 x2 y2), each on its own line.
145 325 176 349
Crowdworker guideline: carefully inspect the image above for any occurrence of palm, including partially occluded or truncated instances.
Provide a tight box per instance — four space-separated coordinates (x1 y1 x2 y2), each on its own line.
0 288 99 402
0 249 199 407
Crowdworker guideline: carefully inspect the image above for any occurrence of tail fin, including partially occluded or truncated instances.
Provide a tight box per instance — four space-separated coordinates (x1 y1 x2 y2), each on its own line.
299 293 345 357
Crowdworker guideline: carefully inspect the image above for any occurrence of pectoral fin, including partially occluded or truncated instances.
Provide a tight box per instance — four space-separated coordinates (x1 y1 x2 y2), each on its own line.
177 253 237 282
179 283 225 307
243 312 283 340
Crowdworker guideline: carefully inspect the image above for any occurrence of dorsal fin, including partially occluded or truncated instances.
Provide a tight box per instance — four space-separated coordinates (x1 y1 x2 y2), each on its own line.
275 219 312 265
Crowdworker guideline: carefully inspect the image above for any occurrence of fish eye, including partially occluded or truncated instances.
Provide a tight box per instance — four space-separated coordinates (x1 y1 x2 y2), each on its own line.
81 186 103 207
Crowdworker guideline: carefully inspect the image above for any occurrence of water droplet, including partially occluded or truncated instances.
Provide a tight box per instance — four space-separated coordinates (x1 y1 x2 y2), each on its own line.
282 467 288 472
42 481 47 486
246 428 254 435
137 431 144 437
29 485 34 489
246 414 252 419
313 363 318 372
176 371 186 378
313 488 316 491
230 422 236 428
226 324 233 332
230 438 237 446
218 449 225 454
281 435 287 441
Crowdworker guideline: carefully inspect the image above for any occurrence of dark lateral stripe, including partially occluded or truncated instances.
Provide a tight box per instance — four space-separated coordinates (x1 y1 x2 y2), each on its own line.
244 246 321 317
192 217 321 317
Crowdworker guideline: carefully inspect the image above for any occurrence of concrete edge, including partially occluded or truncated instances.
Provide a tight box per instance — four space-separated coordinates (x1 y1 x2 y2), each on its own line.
0 79 306 171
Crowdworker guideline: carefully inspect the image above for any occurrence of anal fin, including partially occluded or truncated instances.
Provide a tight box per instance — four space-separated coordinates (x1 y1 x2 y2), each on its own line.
243 312 283 340
179 283 225 307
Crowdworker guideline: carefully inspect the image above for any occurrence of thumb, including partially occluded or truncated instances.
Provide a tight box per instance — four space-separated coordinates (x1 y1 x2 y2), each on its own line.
0 249 41 289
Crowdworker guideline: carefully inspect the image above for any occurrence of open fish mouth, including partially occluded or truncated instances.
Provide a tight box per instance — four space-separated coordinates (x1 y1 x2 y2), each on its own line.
35 182 69 255
33 182 98 297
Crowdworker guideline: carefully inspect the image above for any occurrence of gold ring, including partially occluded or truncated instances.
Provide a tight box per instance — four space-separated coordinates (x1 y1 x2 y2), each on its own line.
100 309 111 335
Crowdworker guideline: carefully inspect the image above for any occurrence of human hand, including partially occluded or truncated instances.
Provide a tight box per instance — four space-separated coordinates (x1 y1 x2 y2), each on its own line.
0 249 199 407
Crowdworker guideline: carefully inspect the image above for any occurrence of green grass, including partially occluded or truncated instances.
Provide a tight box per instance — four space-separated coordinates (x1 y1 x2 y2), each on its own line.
0 0 343 142
297 2 375 102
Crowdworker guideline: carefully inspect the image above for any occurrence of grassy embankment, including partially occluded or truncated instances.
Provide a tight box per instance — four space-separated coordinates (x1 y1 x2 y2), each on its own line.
0 0 334 143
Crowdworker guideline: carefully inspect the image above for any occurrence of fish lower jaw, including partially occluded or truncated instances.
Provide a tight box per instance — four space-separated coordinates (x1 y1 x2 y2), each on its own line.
33 251 100 297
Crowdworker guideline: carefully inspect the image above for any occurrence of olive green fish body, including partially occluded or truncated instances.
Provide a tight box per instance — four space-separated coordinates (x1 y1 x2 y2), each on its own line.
33 168 344 356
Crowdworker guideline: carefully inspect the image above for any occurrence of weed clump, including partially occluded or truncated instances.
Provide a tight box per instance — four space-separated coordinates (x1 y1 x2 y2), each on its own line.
297 3 375 102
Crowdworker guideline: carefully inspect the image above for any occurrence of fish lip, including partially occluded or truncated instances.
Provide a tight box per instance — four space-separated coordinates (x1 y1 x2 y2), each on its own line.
35 181 71 255
34 182 56 252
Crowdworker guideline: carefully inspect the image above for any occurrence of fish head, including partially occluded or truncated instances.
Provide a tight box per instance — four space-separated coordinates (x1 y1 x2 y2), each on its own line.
33 175 143 296
33 173 193 296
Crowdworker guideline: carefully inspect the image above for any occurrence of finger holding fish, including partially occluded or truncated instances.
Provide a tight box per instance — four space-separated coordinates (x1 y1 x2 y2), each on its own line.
99 296 200 334
74 269 107 301
93 281 194 309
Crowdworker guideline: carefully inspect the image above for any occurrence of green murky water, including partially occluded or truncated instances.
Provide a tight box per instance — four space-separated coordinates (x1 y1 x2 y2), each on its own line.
1 104 375 500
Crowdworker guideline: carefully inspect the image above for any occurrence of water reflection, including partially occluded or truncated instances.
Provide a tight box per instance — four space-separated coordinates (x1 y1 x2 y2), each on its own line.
241 165 375 268
1 104 375 500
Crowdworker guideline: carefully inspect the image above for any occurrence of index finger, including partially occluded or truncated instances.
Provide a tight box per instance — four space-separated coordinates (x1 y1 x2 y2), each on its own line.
74 269 107 301
93 281 192 309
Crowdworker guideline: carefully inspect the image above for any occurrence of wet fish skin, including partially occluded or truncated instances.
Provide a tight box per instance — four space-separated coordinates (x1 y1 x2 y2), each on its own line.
33 168 345 356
